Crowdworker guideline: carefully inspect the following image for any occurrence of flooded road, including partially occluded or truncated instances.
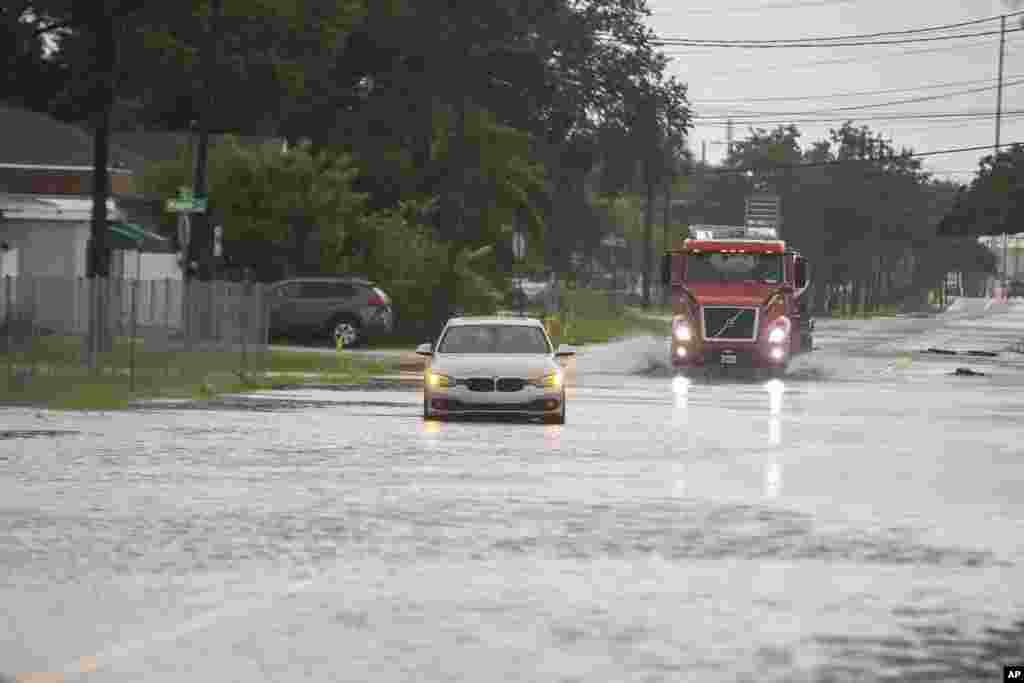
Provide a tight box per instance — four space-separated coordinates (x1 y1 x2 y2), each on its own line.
2 300 1024 682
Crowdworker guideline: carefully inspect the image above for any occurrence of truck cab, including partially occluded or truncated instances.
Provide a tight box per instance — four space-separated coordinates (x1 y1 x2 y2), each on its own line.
660 225 813 376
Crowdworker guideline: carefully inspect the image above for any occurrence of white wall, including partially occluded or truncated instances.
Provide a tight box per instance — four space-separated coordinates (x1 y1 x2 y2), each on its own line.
15 219 78 277
0 247 17 278
114 250 181 281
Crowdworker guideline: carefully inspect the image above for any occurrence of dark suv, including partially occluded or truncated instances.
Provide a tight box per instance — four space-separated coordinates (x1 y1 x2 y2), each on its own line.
267 276 394 347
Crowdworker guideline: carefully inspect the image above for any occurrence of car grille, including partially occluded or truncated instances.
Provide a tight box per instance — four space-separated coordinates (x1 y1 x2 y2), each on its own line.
445 399 556 412
465 378 495 392
496 378 526 392
702 306 758 341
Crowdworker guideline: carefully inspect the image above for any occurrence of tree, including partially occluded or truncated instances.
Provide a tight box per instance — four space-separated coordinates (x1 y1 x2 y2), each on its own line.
1 4 68 111
140 138 369 280
937 144 1024 239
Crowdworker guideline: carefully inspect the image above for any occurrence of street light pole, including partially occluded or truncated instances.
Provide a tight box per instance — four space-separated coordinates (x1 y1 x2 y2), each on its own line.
996 14 1008 286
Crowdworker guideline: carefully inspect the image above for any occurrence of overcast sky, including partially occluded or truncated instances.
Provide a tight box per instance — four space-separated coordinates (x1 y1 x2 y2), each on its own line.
644 0 1023 182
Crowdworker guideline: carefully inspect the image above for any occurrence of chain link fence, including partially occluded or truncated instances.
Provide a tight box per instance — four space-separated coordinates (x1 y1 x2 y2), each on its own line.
1 275 269 399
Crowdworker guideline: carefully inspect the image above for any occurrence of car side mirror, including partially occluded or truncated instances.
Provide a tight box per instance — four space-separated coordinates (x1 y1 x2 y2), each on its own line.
555 344 575 357
415 343 433 356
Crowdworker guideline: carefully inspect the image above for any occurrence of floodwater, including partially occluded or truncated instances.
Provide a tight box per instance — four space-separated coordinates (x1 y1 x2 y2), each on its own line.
1 299 1023 682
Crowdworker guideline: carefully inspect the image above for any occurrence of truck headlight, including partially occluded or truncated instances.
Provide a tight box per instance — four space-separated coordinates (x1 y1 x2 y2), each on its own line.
766 316 791 344
672 317 692 342
428 372 453 388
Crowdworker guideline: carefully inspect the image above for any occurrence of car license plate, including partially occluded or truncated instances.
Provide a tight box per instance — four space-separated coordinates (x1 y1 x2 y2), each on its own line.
720 351 737 365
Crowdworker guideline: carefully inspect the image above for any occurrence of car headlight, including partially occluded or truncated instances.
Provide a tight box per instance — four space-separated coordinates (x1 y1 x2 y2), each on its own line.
427 372 453 388
534 371 562 389
672 316 692 342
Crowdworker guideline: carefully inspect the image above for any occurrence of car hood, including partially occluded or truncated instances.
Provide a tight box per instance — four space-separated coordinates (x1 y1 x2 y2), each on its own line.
686 281 777 307
429 354 559 378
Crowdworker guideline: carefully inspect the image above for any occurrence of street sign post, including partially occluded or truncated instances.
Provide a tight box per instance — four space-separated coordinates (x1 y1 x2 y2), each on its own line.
512 231 526 316
165 187 207 214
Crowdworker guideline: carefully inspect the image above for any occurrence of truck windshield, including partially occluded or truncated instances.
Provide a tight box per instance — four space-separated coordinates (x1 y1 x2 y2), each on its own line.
686 252 783 283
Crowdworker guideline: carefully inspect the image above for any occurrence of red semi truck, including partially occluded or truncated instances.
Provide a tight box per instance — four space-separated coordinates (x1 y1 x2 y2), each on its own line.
659 225 814 378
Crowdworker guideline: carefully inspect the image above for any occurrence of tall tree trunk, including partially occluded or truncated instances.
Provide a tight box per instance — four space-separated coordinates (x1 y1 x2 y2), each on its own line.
642 160 654 309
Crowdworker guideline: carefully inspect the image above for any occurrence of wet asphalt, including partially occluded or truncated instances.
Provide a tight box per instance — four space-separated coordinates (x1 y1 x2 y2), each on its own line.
2 299 1024 682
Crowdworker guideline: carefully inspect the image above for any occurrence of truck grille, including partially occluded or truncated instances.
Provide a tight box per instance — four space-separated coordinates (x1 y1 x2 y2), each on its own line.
465 378 495 392
496 378 526 392
702 306 758 341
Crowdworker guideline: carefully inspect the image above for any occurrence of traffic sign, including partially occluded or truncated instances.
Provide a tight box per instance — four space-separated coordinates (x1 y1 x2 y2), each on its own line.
165 197 207 213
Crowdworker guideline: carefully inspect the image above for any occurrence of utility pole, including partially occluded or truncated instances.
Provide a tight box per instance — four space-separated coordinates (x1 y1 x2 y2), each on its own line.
188 0 222 339
997 14 1008 284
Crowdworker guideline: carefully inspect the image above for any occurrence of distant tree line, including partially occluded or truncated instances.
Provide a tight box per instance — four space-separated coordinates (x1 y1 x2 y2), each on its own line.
688 122 997 314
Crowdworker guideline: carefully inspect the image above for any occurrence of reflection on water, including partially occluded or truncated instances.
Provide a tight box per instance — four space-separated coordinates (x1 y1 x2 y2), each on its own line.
421 418 441 450
764 461 782 498
764 379 785 416
769 416 781 446
543 424 561 449
671 376 690 419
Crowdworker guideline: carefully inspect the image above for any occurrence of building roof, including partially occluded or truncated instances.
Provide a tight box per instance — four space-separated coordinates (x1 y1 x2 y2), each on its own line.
0 104 146 170
0 193 121 221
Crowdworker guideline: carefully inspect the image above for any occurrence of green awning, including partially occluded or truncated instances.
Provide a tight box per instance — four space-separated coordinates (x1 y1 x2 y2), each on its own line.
107 222 173 252
109 222 147 242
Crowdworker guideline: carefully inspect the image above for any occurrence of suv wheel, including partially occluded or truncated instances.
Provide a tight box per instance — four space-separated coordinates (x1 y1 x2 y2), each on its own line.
331 316 362 348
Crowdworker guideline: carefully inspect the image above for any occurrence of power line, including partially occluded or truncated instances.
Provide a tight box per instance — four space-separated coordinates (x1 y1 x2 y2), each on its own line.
694 78 1024 117
647 10 1024 45
695 110 1024 126
653 0 858 16
700 141 1024 175
679 34 1017 78
652 26 1024 49
692 75 1023 103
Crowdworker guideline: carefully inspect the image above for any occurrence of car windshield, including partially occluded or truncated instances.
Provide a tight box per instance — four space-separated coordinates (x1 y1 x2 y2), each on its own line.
686 252 783 283
438 325 552 354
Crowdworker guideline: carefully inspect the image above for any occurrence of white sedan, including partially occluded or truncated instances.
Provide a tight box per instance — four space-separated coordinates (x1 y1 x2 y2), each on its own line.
417 317 575 424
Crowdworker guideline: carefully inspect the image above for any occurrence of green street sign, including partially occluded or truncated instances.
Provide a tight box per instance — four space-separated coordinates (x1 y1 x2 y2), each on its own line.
165 197 207 213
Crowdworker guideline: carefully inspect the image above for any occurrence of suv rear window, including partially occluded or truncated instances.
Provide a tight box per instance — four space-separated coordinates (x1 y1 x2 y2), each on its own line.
299 282 357 298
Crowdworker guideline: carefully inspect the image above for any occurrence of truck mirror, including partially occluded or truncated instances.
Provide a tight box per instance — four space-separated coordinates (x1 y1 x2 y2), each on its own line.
660 253 671 285
794 259 808 289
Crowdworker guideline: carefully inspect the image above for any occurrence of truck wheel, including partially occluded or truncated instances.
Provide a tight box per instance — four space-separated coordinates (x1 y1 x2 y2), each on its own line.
330 315 362 348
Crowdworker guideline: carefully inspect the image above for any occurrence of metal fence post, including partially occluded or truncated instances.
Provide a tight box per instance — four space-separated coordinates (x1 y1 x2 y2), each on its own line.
129 254 139 392
4 276 11 385
239 281 248 380
31 275 38 378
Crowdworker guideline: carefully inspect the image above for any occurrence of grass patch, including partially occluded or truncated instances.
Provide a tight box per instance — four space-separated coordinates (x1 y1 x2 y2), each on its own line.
827 304 901 319
0 342 400 410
